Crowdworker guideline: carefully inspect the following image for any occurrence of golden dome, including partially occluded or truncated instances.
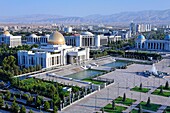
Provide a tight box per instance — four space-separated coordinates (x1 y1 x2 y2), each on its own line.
48 31 65 45
3 31 10 35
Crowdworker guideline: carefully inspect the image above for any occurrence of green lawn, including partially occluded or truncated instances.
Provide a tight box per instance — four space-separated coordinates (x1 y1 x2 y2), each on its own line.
115 96 136 106
102 103 126 113
137 101 161 112
131 86 150 93
131 109 148 113
164 106 170 113
83 78 105 85
151 89 170 97
158 86 170 91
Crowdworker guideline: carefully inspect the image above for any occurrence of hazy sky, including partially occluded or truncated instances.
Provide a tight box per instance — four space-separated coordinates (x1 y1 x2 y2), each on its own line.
1 0 170 17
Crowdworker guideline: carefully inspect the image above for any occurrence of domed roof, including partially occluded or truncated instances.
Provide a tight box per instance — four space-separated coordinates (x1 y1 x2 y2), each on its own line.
48 31 65 45
165 34 170 40
30 34 37 37
3 31 10 36
137 34 145 40
81 31 94 36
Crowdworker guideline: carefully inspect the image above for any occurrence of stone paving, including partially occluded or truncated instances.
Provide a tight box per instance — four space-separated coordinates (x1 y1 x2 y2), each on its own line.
60 58 170 113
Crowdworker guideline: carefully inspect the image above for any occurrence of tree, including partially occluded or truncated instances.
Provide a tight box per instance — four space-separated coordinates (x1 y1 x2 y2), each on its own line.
53 94 60 105
13 95 17 102
44 101 50 111
0 96 4 108
53 106 58 113
112 100 115 110
139 83 142 90
22 68 27 74
20 105 26 113
146 97 151 107
160 85 163 94
29 66 34 72
35 97 42 108
102 107 104 113
165 81 169 89
138 104 143 113
36 65 42 71
122 93 126 102
11 101 20 113
27 96 33 105
2 55 18 71
5 103 8 109
5 91 11 100
28 109 33 113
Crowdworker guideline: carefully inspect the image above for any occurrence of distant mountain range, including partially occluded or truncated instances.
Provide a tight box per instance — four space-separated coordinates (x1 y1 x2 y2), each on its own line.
1 9 170 24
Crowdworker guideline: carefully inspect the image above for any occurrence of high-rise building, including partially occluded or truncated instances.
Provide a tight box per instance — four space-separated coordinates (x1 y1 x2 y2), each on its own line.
130 22 152 36
129 21 136 36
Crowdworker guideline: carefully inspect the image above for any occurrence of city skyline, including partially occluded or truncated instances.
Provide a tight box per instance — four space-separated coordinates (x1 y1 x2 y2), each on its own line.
1 0 170 17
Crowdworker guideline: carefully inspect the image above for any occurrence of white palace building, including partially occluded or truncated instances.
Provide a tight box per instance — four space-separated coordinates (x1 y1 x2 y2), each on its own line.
26 31 122 48
65 31 122 48
0 31 22 47
135 34 170 51
18 31 90 68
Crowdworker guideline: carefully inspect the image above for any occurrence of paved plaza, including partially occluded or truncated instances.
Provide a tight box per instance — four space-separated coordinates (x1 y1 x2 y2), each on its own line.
60 58 170 113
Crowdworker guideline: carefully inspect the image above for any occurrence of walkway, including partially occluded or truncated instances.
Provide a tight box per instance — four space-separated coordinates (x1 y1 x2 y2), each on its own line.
60 59 170 113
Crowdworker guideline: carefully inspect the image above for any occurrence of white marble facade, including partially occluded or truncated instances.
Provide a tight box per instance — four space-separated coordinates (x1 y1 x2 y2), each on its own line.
135 34 170 51
18 31 90 68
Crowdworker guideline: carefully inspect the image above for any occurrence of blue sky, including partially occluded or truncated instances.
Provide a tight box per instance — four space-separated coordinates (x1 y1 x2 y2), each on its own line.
1 0 170 17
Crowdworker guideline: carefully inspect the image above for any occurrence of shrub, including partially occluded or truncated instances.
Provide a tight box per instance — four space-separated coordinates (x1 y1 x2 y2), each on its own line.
123 93 126 102
165 81 169 89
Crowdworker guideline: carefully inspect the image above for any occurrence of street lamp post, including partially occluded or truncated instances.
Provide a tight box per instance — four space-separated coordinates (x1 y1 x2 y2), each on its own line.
126 78 128 89
95 95 97 111
154 77 155 87
107 88 109 102
134 74 135 87
117 83 119 97
131 93 133 110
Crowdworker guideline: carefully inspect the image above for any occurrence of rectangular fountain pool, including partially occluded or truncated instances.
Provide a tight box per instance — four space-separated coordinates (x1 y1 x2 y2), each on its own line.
102 60 130 68
64 70 104 80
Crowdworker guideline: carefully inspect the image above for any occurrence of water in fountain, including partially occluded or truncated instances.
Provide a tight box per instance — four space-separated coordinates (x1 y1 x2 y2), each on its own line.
150 64 158 75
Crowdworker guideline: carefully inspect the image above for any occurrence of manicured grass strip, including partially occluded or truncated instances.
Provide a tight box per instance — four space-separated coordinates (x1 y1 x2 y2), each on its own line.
131 109 138 113
131 109 148 113
102 103 126 113
151 89 170 97
115 96 136 106
131 86 150 93
137 101 161 112
83 78 105 85
158 86 170 91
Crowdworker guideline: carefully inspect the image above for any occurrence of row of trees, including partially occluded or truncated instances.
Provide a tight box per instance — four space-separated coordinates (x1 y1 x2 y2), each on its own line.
123 51 162 61
1 91 58 113
0 55 42 81
0 44 38 65
90 49 162 61
0 93 33 113
0 44 41 81
10 77 84 111
108 39 135 50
